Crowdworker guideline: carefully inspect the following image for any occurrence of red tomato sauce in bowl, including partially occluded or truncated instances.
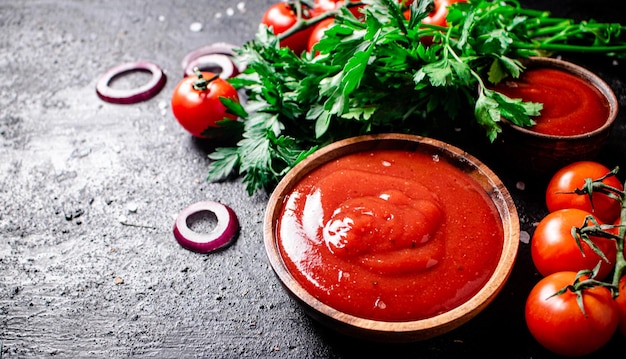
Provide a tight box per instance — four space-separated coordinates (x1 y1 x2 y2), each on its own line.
276 149 504 322
489 57 618 175
492 67 610 136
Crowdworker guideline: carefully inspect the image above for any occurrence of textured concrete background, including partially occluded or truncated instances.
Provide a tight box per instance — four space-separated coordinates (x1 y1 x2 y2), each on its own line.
1 1 625 358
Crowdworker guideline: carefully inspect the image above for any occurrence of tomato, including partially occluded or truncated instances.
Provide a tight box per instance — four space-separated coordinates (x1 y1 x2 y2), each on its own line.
525 271 619 356
313 0 338 13
617 275 626 337
313 0 363 17
546 161 623 224
307 17 335 54
403 0 465 26
531 208 617 280
261 2 314 54
422 0 464 26
171 71 239 139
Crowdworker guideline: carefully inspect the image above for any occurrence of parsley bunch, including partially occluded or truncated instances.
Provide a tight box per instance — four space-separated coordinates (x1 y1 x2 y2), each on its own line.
206 0 626 195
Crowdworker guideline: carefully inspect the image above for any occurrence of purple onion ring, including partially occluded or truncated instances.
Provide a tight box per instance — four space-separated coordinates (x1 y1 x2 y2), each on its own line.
96 61 167 104
180 42 238 69
183 54 238 79
173 201 239 253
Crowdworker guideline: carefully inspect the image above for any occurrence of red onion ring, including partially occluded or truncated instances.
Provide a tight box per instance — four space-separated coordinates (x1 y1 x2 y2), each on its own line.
181 42 238 69
96 61 167 104
173 201 239 253
183 54 238 79
181 42 245 79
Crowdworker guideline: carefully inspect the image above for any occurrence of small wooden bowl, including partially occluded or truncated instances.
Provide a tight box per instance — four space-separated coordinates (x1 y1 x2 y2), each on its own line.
263 133 520 342
495 57 618 175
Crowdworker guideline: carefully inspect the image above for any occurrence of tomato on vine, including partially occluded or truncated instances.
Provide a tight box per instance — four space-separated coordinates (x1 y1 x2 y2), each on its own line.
171 70 239 139
262 2 315 54
546 161 623 223
403 0 466 25
313 0 363 17
525 271 619 357
531 208 617 280
307 17 335 54
422 0 465 26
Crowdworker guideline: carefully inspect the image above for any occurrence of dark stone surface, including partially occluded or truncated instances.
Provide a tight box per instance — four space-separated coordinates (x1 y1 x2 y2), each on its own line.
0 1 624 358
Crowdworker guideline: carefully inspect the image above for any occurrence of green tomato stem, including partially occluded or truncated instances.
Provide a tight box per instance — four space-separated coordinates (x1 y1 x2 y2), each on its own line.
555 170 626 305
611 189 626 297
576 173 626 297
192 67 219 91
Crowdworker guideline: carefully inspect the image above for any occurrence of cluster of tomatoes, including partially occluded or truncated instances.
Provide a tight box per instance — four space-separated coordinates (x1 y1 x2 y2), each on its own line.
261 0 358 55
525 161 626 356
261 0 463 55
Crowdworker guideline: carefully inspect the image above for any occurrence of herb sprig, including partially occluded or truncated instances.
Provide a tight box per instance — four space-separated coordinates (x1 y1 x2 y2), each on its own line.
207 0 626 195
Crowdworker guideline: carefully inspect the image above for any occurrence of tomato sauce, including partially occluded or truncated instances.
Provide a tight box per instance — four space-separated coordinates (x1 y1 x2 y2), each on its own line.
277 150 504 321
492 68 610 136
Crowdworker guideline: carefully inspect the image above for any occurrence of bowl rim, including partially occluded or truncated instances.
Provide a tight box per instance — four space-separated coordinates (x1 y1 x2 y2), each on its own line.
263 133 520 339
501 56 618 140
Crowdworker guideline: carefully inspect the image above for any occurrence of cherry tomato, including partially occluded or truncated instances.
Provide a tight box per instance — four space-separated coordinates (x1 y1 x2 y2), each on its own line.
531 208 617 280
313 0 363 17
403 0 465 26
617 275 626 337
307 17 335 54
262 2 314 54
525 271 619 356
171 71 239 139
546 161 623 224
313 0 338 13
423 0 464 26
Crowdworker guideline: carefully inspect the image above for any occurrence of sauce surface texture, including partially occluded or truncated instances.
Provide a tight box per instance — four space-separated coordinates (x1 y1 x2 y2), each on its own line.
492 68 609 136
277 150 504 321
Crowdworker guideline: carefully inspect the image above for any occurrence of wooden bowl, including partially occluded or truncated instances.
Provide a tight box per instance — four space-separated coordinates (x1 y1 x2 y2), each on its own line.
263 133 520 342
494 57 618 175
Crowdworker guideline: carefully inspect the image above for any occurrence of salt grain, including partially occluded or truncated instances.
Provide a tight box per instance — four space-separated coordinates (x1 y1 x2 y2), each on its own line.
189 22 203 32
127 202 138 213
520 230 530 244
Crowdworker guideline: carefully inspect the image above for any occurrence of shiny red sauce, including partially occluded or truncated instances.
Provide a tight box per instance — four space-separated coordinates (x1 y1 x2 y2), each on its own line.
277 150 504 321
492 68 610 136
